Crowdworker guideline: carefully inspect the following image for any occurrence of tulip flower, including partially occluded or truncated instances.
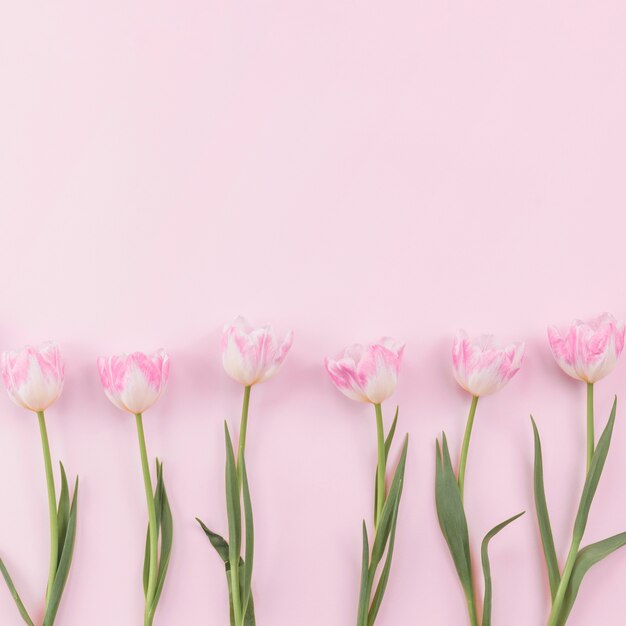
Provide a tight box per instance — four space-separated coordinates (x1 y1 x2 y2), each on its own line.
435 331 525 626
0 342 78 626
548 313 625 471
538 314 626 626
197 317 293 626
325 338 408 626
98 350 171 626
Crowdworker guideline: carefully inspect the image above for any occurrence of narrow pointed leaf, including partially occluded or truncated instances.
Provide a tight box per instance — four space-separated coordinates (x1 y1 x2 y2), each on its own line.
572 398 617 541
197 525 256 625
369 436 408 574
43 477 79 626
224 424 242 558
481 512 525 626
224 423 242 620
240 455 254 619
435 435 474 602
56 462 70 565
531 417 560 599
143 460 163 598
0 559 35 626
196 520 229 563
356 522 370 626
373 407 399 525
558 532 626 625
368 490 401 625
150 464 173 614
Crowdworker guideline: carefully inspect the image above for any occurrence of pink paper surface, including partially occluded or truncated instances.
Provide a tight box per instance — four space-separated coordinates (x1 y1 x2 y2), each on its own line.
1 1 626 624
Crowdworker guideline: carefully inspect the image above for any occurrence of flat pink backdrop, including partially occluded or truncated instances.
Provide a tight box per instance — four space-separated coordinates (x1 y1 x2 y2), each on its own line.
1 1 626 624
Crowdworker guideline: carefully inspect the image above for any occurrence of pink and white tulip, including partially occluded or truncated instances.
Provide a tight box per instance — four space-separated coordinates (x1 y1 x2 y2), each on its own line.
547 313 625 384
325 338 404 404
98 350 170 414
452 331 525 397
222 316 293 387
1 342 65 412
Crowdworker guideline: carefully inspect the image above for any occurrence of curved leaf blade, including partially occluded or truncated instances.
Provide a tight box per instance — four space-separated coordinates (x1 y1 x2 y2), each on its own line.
0 559 34 626
481 512 525 626
558 532 626 625
240 455 254 619
435 434 474 602
572 398 617 541
43 477 79 626
531 417 560 599
373 407 399 526
56 462 70 565
356 522 370 626
368 490 401 625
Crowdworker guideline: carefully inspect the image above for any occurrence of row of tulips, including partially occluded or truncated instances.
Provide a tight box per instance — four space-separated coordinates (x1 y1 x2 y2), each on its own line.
0 313 624 626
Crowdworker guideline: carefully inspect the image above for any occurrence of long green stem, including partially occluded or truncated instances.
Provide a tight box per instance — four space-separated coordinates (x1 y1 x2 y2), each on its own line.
237 385 251 490
37 411 58 605
586 382 594 474
374 403 386 527
458 395 479 504
136 413 158 624
546 534 581 626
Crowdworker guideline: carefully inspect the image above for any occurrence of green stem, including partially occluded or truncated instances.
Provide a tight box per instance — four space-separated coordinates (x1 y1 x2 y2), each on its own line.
586 382 594 475
547 535 582 626
465 590 479 626
231 554 242 626
37 411 58 605
458 395 479 504
237 385 251 491
136 413 158 620
374 403 386 527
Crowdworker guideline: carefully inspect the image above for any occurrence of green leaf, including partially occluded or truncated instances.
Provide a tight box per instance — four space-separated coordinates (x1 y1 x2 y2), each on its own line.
572 398 617 541
149 462 173 615
531 417 560 599
480 512 525 626
197 523 256 625
143 460 163 600
558 532 626 625
56 462 70 566
369 436 408 575
356 522 370 626
0 559 34 626
435 434 475 604
240 455 254 619
196 520 229 563
224 424 242 559
224 423 242 620
43 477 79 626
368 489 402 626
373 407 399 525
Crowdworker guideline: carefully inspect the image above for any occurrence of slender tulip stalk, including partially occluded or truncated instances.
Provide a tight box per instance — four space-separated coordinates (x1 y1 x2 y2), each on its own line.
325 337 409 626
98 350 172 626
436 330 525 625
197 316 293 626
0 342 79 626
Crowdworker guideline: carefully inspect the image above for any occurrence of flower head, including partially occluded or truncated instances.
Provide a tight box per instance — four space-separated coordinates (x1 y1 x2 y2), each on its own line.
1 342 65 412
98 350 169 414
325 338 404 404
452 330 525 397
547 313 625 383
222 316 293 386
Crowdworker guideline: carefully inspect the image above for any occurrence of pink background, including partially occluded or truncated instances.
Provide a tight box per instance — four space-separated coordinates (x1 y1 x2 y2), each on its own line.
1 1 626 624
